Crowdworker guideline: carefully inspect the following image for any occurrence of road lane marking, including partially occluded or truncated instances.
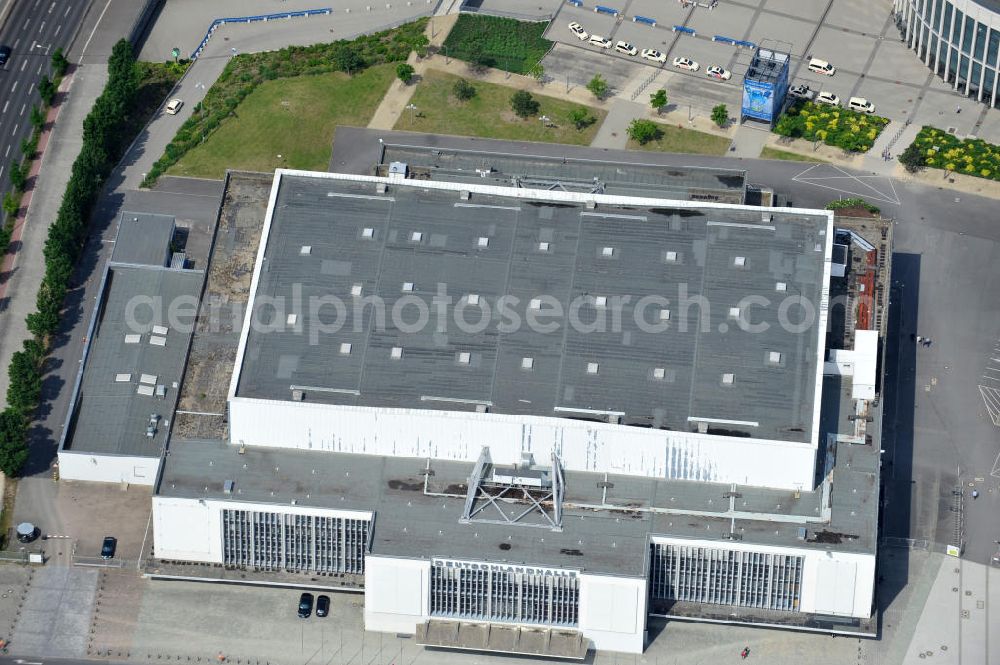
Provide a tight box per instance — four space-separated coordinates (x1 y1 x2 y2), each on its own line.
20 60 27 71
12 38 19 50
23 17 30 30
54 23 61 37
1 100 8 113
28 82 34 94
4 144 9 157
49 1 55 13
39 20 46 33
10 81 16 92
65 5 70 16
80 0 114 59
19 103 25 116
11 123 19 137
36 63 42 74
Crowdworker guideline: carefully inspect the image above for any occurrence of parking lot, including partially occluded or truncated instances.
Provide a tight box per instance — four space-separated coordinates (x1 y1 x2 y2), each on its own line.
543 0 1000 139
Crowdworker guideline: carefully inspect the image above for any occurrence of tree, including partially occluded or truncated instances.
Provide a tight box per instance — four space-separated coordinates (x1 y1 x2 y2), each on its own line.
396 63 415 84
711 104 729 128
510 90 539 119
8 161 26 192
528 62 545 83
899 142 924 173
0 409 29 477
568 107 595 130
586 74 608 100
2 192 18 219
627 118 662 145
650 89 667 115
51 47 69 77
453 78 476 101
30 106 45 131
38 75 56 105
332 43 364 74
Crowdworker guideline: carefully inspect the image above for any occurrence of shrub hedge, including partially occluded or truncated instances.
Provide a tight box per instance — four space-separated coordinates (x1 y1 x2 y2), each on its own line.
441 14 551 75
142 20 428 187
902 125 1000 180
774 101 889 153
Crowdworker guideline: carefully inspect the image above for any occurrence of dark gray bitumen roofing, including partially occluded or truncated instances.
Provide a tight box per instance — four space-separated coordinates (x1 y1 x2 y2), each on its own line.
377 143 747 203
234 174 829 443
63 265 203 457
161 374 877 577
111 212 175 267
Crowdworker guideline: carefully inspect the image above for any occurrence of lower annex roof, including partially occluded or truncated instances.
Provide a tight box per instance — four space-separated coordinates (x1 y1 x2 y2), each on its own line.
232 170 832 443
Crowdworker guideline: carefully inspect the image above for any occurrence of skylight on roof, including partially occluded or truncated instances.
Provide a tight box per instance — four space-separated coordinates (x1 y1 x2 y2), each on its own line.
776 282 787 292
529 298 542 310
538 241 550 252
340 343 352 355
287 314 298 326
659 309 670 321
521 357 534 370
652 367 665 380
351 283 363 296
734 256 747 267
467 294 481 306
728 306 741 319
300 245 312 255
601 246 615 257
722 373 735 385
768 351 782 364
664 250 678 263
594 296 607 308
458 352 472 365
391 346 403 359
587 362 600 375
477 236 489 248
402 282 415 292
362 227 375 239
410 231 423 242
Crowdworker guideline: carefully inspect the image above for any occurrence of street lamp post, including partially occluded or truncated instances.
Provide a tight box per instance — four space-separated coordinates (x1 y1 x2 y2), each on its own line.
406 103 418 126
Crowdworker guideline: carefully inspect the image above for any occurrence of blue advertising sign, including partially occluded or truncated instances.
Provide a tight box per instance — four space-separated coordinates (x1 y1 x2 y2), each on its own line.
742 78 774 122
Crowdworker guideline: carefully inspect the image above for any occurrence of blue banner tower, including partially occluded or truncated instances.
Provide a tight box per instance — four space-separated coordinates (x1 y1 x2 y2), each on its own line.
741 45 789 125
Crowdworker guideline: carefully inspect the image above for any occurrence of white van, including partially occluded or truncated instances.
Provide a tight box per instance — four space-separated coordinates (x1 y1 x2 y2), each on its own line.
807 58 836 76
848 96 875 113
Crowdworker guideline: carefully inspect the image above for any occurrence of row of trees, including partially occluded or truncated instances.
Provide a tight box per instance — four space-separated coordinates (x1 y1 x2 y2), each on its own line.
0 40 139 476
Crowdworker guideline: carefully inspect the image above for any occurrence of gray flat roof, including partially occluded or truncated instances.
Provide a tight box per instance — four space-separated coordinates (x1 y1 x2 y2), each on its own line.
111 211 175 267
376 143 747 203
234 173 829 443
160 374 877 577
63 265 203 457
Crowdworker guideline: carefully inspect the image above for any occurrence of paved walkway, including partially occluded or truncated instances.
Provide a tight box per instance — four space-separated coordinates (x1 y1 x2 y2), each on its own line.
729 121 771 158
589 98 644 149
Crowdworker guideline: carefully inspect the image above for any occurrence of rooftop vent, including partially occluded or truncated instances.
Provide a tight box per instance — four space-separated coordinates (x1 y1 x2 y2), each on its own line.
521 357 534 370
362 227 375 239
124 334 141 344
224 480 235 495
291 389 304 401
350 283 363 296
585 200 597 209
697 421 709 433
300 245 312 255
390 346 403 359
376 183 388 194
458 352 472 365
728 306 741 319
601 246 615 257
594 296 607 308
768 351 782 365
659 309 670 321
652 367 665 380
286 314 298 326
150 335 166 346
339 343 352 355
775 282 787 292
529 298 542 310
477 236 489 248
734 256 747 267
467 294 481 306
586 362 600 375
460 190 471 200
475 404 488 413
538 241 550 252
115 373 131 383
152 325 168 336
410 231 423 242
722 373 735 385
664 250 678 263
388 161 407 180
762 212 773 223
402 282 415 292
797 527 807 541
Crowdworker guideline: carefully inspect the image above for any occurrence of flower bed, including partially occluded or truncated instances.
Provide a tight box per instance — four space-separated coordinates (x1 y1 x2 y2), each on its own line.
773 101 889 153
902 125 1000 180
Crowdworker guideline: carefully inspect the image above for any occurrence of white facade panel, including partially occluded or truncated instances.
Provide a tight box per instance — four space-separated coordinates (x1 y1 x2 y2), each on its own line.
152 495 374 564
651 536 875 619
364 555 430 635
229 397 817 490
578 574 647 653
58 451 159 485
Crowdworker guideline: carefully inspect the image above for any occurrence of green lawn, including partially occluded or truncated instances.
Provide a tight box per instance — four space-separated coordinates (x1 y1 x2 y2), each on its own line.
759 146 827 162
627 122 731 155
167 65 396 178
441 14 551 74
395 70 604 145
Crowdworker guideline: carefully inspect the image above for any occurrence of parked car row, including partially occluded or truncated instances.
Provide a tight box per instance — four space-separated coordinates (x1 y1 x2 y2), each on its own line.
567 23 731 80
298 592 330 618
789 84 876 113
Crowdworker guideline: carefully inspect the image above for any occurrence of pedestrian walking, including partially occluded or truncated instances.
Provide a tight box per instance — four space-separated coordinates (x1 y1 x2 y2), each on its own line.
741 646 751 659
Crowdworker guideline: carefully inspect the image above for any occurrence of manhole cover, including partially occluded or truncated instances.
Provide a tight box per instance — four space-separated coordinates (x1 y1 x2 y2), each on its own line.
965 590 972 596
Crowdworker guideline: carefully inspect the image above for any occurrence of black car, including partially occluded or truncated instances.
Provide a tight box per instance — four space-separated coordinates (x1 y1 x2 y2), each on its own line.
297 592 314 618
0 45 10 67
316 594 330 617
100 536 117 559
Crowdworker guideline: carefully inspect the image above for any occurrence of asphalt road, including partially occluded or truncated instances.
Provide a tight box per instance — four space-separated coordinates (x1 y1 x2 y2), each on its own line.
0 0 91 206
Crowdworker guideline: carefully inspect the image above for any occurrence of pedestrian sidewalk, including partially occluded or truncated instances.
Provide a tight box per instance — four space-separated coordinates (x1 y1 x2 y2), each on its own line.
589 99 645 149
728 122 770 158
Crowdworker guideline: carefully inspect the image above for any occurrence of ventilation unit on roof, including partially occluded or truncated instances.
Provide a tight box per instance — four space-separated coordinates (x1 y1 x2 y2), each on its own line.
762 212 773 223
585 200 597 209
292 389 304 401
460 190 471 200
388 161 407 181
376 183 388 194
224 480 235 494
